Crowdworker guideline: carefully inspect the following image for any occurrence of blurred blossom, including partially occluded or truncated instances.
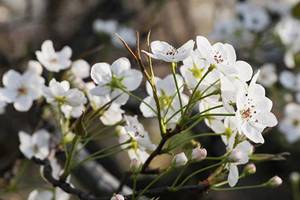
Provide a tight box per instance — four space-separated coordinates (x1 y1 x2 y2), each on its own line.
18 130 50 160
112 26 136 48
276 17 300 68
257 63 277 87
263 0 298 15
71 59 91 79
236 2 270 32
279 70 300 90
93 18 136 48
28 190 53 200
111 194 125 200
36 40 72 72
210 19 254 48
0 69 45 111
279 103 300 143
93 19 118 35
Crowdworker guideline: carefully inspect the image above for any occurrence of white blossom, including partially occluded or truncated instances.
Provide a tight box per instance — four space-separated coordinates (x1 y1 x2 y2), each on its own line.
257 63 277 87
140 74 188 124
36 40 72 72
191 147 207 161
227 141 253 187
61 104 85 119
0 69 44 111
143 40 194 62
93 19 118 34
86 82 124 125
90 57 142 105
18 129 50 160
43 79 87 107
235 72 278 143
279 103 300 143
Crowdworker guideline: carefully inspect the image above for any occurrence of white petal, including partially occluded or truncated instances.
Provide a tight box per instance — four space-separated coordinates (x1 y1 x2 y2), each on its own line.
228 165 239 187
14 96 33 111
140 96 156 118
111 89 129 105
71 59 90 79
235 61 253 81
91 63 112 84
241 122 265 143
2 70 22 88
255 112 278 127
111 57 131 75
59 46 72 59
122 69 143 91
90 85 111 96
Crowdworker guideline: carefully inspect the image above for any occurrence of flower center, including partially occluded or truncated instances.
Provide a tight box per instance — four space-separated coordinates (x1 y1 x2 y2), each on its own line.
166 48 178 56
17 87 28 96
241 107 253 120
108 75 125 90
189 64 204 79
159 93 173 110
213 51 224 64
49 57 58 64
292 119 300 126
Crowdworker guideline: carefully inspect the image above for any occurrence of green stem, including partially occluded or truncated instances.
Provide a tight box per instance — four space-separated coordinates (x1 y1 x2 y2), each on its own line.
178 161 224 187
61 135 79 180
211 184 266 191
171 62 183 117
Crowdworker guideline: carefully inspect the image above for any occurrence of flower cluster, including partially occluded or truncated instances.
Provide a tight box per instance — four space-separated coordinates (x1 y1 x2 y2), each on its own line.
0 34 282 200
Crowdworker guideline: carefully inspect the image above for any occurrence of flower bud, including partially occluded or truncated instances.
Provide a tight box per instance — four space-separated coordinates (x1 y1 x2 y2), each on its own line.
290 172 300 183
63 132 75 144
191 147 207 161
243 163 256 175
111 194 125 200
266 176 283 188
130 158 141 172
173 152 188 167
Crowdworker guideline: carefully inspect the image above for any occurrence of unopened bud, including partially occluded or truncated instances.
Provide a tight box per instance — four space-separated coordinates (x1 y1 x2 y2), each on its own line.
173 152 188 167
130 158 141 172
111 194 125 200
290 172 300 183
63 132 75 144
191 147 207 161
266 176 283 188
243 163 256 175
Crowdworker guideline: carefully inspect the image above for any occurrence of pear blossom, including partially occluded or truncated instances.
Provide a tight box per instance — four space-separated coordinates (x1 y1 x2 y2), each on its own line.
117 125 151 167
199 95 229 133
90 57 142 105
142 40 194 62
43 79 87 107
196 36 236 74
236 2 270 32
180 51 219 91
227 141 253 187
257 63 277 87
279 103 300 143
36 40 72 72
235 72 278 143
267 176 283 187
140 74 188 124
71 59 90 79
18 129 50 160
86 82 124 125
0 69 45 111
173 152 188 167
